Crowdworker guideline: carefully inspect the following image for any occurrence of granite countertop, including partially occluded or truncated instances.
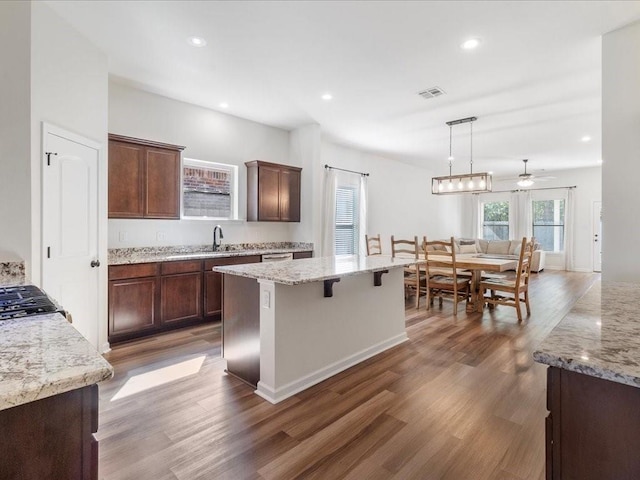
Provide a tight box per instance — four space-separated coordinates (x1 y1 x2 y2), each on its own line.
214 254 416 285
533 280 640 388
0 312 114 411
0 261 25 286
109 242 314 265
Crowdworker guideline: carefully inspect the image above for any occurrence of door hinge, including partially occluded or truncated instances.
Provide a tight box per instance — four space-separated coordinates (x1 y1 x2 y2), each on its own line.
47 246 50 259
45 152 58 166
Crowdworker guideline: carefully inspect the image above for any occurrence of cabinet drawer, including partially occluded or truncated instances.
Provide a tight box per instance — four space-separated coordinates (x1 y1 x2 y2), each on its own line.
109 263 159 280
161 260 202 275
293 251 313 259
204 255 261 270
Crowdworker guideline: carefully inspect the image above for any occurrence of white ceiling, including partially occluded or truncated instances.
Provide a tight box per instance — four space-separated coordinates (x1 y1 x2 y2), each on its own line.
46 1 640 177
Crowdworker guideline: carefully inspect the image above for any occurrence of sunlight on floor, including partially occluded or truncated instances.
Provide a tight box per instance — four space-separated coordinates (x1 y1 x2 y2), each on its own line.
111 355 206 401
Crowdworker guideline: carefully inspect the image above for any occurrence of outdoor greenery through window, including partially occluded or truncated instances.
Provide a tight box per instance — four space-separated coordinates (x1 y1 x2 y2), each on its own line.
335 186 359 255
533 199 565 252
182 158 237 219
482 201 509 240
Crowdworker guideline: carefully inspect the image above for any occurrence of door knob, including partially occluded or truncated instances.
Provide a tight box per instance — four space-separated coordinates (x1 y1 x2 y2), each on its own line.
90 259 101 268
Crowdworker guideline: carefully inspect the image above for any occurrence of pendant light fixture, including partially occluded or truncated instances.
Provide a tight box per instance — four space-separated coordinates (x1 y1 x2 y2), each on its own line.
517 159 534 187
431 116 492 194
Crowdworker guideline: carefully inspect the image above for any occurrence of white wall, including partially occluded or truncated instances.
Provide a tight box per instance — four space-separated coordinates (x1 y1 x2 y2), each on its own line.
602 21 640 281
108 81 297 247
30 2 109 285
317 141 463 255
491 166 601 272
0 2 31 264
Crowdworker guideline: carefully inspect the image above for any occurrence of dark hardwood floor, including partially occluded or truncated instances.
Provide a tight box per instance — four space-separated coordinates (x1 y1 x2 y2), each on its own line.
99 270 599 480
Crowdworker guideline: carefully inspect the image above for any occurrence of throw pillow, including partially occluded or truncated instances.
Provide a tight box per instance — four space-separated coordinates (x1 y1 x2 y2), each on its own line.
514 243 522 256
486 240 511 255
460 244 478 254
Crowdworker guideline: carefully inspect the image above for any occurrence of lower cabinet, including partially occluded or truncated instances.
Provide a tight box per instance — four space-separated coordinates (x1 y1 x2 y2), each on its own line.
108 263 160 339
204 255 262 319
0 385 99 480
108 253 278 343
545 366 640 479
160 260 202 324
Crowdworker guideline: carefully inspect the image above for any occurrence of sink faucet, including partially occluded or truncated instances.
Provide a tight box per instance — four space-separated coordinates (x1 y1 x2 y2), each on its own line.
213 225 224 251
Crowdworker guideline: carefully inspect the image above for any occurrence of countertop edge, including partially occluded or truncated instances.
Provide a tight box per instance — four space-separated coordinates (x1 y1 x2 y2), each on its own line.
108 247 313 265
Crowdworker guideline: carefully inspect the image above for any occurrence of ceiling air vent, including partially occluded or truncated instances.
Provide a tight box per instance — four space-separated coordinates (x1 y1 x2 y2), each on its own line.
418 86 446 99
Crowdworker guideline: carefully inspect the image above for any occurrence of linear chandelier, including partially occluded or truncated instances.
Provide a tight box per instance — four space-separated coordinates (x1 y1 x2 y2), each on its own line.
431 116 492 194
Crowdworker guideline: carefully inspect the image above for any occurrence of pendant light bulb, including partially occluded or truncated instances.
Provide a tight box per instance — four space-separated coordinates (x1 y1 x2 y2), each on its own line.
448 181 453 191
438 182 444 192
458 180 463 190
468 179 474 189
479 178 486 189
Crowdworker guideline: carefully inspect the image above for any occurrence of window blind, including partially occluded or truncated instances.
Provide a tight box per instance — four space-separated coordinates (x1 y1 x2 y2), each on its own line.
335 186 359 255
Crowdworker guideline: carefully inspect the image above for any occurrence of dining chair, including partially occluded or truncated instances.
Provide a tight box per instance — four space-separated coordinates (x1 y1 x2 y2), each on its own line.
391 235 424 309
365 234 382 256
423 236 471 315
480 237 533 322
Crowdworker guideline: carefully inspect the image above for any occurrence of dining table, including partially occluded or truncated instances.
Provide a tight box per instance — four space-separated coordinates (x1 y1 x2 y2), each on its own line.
426 254 518 312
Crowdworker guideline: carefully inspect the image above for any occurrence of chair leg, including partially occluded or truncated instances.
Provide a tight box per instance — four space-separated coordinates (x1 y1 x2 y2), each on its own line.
415 277 420 310
525 290 531 315
516 301 523 322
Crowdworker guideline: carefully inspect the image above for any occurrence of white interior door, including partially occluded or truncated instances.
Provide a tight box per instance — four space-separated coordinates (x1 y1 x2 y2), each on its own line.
593 201 602 272
42 126 100 347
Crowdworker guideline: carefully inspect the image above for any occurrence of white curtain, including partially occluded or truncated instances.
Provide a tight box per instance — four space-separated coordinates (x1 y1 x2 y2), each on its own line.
469 194 480 238
358 175 368 256
510 190 532 240
565 188 575 271
518 190 532 240
321 169 337 256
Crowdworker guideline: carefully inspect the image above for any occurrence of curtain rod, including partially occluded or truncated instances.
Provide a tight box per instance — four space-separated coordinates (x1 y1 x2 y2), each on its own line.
324 164 369 177
475 185 577 194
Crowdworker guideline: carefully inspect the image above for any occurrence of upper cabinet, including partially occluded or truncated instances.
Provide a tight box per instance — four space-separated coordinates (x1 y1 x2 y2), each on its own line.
245 160 301 222
108 134 185 219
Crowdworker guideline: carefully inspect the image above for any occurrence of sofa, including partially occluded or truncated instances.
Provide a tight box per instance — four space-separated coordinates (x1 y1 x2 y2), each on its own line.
434 238 546 273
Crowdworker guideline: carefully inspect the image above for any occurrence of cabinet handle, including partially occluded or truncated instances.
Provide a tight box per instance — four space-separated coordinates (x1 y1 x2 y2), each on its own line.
90 260 101 268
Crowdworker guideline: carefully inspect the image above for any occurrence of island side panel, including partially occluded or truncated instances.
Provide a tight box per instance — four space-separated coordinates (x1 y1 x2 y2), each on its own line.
222 274 260 387
258 267 407 403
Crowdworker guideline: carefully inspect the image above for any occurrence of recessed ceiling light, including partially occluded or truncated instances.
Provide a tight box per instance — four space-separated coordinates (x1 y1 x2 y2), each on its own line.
321 93 333 101
581 135 591 142
488 171 494 175
461 38 481 50
188 36 207 47
219 102 229 109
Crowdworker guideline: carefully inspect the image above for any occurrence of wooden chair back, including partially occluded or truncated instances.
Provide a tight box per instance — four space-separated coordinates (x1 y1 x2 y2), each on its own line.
422 236 470 315
365 234 382 256
391 235 419 260
514 237 534 287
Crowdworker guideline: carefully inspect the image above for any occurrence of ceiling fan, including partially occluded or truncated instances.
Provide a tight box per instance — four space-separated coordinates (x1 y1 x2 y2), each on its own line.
512 159 555 187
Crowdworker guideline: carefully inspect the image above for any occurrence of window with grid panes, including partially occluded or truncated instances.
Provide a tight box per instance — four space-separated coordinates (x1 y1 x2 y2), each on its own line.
532 199 565 252
482 201 510 240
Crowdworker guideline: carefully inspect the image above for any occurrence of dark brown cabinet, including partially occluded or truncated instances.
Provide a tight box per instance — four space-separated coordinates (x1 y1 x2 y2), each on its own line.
246 160 301 222
108 263 160 340
108 134 185 219
161 261 202 324
545 366 640 479
293 251 313 259
204 255 262 319
0 385 99 480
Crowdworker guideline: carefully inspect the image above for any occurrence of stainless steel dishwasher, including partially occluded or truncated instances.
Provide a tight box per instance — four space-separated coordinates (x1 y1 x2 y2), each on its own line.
261 253 294 262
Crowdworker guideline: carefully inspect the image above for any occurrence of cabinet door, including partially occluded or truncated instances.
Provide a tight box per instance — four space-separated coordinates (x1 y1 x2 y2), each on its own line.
108 277 158 338
279 168 301 222
161 272 203 324
145 147 180 219
293 251 313 259
258 165 281 221
108 140 144 218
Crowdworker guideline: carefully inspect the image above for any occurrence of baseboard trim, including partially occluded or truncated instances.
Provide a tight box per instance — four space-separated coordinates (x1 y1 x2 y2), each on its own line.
100 342 111 354
255 333 409 404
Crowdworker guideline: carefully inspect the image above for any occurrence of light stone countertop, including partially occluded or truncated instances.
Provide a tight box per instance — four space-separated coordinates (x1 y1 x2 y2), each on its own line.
533 280 640 388
213 254 417 285
0 261 25 286
0 312 114 411
108 242 313 265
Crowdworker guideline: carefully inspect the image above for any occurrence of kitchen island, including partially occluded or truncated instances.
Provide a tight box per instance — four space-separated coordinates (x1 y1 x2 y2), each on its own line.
0 311 113 479
534 281 640 479
215 255 415 403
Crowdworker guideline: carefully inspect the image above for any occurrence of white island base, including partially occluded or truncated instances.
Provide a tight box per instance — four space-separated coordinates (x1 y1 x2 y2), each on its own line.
216 256 413 404
256 267 407 403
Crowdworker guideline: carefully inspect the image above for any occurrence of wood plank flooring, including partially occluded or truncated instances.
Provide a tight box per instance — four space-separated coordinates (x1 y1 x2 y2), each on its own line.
99 270 598 480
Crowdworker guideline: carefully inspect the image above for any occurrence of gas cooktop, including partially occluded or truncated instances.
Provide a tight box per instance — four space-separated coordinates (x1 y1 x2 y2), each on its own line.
0 285 62 321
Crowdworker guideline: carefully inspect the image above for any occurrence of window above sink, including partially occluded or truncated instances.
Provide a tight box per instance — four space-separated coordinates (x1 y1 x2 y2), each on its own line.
182 158 239 220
